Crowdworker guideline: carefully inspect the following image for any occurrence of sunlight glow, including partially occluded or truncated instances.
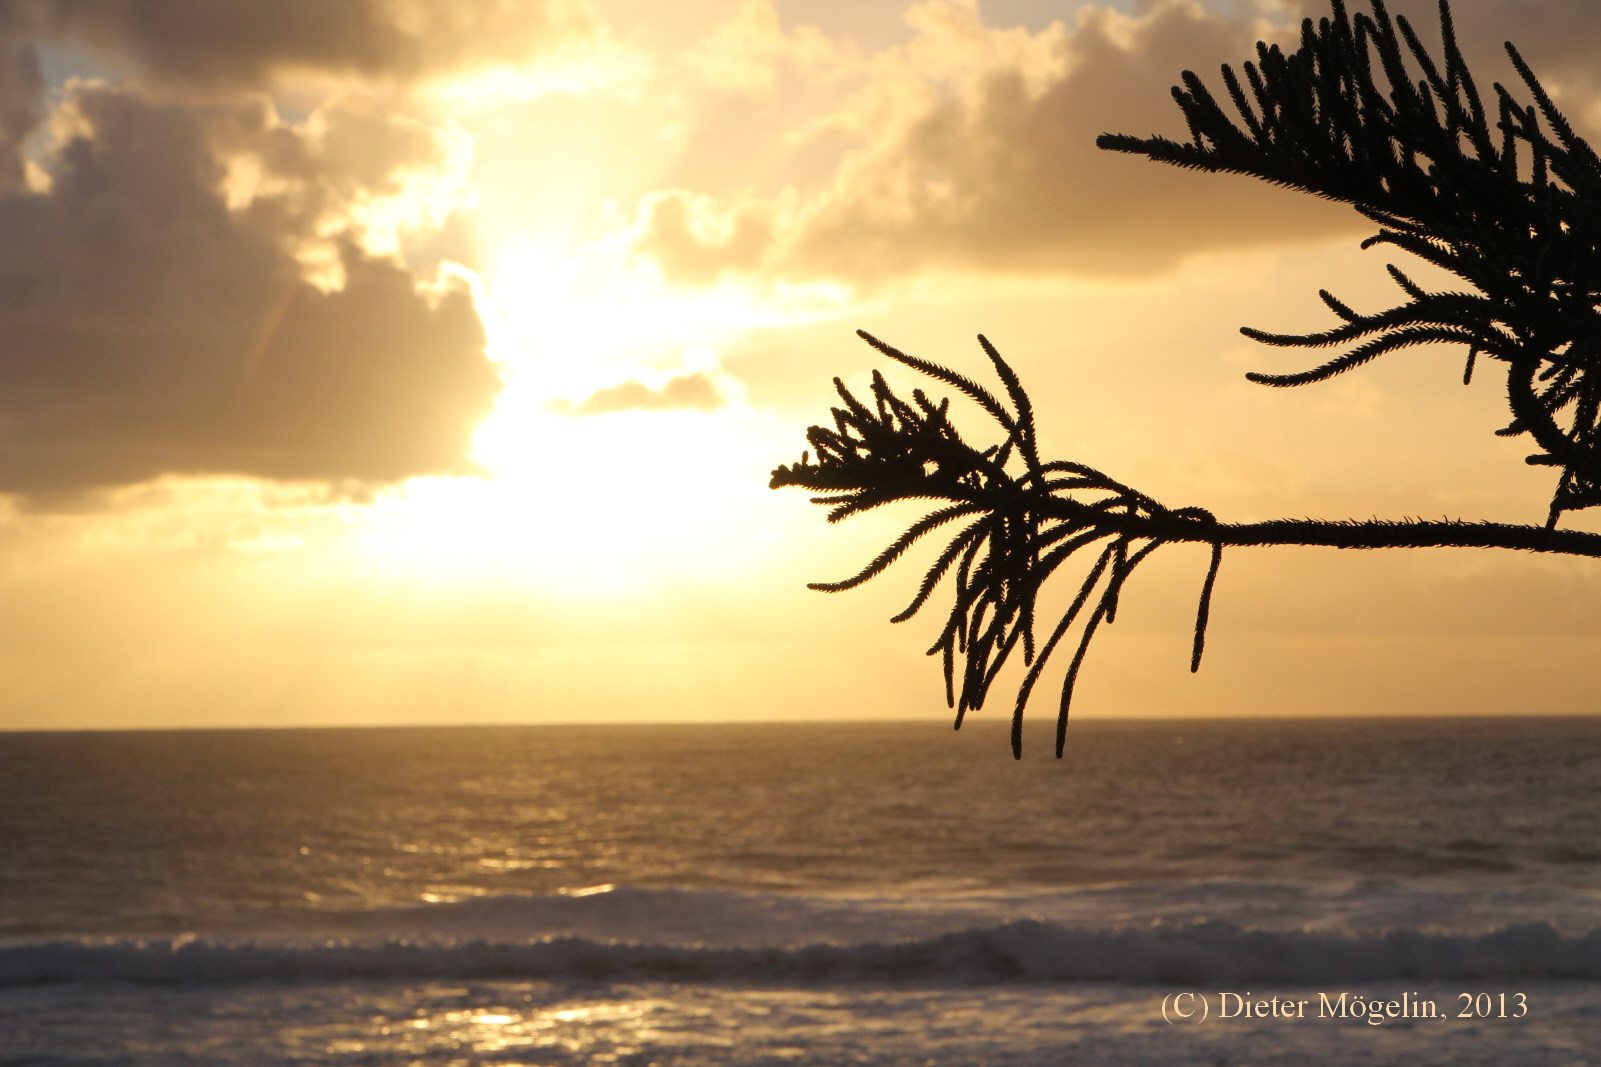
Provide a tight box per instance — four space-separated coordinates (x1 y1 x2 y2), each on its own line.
429 48 650 107
485 240 848 388
361 404 793 595
353 240 834 595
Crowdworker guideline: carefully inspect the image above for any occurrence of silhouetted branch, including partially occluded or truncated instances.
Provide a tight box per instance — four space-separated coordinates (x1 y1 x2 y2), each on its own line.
1099 0 1601 526
771 333 1601 757
772 1 1601 753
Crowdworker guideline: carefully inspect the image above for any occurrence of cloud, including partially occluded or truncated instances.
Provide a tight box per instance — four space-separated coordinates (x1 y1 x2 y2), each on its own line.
1388 0 1601 142
0 24 45 197
1431 1 1601 86
544 349 739 417
0 80 499 498
15 0 600 88
554 371 724 416
627 0 1601 286
683 0 849 97
631 188 786 287
628 0 1357 284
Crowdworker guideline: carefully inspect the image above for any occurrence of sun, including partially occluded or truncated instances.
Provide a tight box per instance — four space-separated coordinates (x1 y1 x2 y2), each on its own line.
354 241 814 596
361 404 789 595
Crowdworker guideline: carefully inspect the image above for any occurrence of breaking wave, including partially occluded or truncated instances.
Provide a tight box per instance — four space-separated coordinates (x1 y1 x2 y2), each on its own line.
5 920 1600 987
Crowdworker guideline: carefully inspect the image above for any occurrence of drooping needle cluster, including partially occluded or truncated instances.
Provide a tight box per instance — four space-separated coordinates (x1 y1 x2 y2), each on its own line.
770 331 1223 758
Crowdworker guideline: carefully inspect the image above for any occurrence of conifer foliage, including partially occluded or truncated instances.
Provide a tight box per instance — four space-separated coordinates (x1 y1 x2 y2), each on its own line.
1099 0 1601 524
771 330 1223 759
771 0 1601 754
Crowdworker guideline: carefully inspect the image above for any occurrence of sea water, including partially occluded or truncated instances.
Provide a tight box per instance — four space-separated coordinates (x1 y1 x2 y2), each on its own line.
2 718 1599 1065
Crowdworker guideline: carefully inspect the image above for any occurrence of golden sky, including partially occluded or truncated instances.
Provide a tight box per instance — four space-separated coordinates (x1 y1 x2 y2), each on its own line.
0 0 1598 729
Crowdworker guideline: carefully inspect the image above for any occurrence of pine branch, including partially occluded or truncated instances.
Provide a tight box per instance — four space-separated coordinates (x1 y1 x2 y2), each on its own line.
773 1 1601 753
1097 0 1601 524
773 335 1601 756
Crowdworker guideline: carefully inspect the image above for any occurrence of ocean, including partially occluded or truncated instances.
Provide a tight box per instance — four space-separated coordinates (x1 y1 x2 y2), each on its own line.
2 717 1599 1065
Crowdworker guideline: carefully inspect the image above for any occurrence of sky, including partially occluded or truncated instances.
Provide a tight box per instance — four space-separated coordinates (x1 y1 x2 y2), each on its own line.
0 0 1599 730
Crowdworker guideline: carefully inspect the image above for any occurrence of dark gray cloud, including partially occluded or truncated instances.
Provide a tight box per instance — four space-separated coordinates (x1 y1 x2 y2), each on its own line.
11 0 597 87
0 0 600 502
0 82 499 498
0 0 595 209
1418 0 1601 87
0 29 43 197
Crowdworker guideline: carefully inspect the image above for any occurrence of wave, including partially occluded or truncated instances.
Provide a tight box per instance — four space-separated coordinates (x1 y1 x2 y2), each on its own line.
222 879 1601 949
5 920 1601 988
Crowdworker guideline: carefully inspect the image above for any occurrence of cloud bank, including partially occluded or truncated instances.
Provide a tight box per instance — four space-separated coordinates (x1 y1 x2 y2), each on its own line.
6 0 1601 491
7 0 599 87
630 0 1361 285
0 4 589 497
0 84 500 496
626 0 1601 287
